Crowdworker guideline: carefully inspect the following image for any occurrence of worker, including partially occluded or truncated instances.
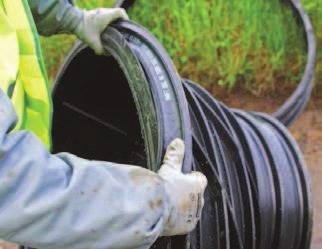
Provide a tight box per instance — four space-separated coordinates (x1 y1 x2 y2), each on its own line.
0 0 207 249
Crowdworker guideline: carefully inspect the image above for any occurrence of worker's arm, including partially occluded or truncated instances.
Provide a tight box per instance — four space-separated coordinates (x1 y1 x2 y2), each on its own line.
0 89 206 249
27 0 82 36
28 0 128 54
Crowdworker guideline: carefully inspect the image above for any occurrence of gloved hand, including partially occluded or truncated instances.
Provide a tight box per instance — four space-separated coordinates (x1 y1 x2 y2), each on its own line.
159 139 208 236
74 8 129 55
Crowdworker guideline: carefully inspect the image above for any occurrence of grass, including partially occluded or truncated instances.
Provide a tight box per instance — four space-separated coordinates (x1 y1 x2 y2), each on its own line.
40 0 321 94
303 0 322 91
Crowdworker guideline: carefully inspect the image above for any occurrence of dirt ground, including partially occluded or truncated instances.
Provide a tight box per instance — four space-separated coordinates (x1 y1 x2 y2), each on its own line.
292 106 322 249
0 91 321 249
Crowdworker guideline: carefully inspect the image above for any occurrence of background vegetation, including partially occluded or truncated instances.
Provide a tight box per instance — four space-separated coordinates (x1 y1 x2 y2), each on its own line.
305 0 322 91
40 0 321 94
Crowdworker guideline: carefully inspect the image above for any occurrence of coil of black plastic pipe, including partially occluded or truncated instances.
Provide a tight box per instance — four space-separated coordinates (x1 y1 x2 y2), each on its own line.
47 18 313 249
116 0 316 127
22 1 315 249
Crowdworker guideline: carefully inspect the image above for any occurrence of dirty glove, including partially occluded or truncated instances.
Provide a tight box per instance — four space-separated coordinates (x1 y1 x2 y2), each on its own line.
159 139 208 236
74 8 128 55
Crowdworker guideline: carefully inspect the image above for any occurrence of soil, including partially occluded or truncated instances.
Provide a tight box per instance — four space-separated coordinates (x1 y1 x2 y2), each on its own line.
0 89 321 249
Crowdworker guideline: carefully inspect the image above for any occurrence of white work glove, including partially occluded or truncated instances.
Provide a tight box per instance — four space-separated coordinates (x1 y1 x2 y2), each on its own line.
159 139 208 236
74 8 129 55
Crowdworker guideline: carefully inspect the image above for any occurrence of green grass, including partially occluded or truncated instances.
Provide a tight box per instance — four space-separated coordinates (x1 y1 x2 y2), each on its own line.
40 0 321 93
303 0 322 91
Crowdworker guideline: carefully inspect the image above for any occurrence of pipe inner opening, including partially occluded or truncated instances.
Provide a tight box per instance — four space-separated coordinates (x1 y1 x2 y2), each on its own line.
52 48 147 166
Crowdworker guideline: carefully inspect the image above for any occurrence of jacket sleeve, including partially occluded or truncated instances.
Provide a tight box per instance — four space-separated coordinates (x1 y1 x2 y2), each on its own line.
27 0 83 36
0 89 170 249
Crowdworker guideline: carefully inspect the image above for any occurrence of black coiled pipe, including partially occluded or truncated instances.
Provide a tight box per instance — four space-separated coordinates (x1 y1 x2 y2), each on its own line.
48 20 313 249
21 1 315 249
183 79 312 249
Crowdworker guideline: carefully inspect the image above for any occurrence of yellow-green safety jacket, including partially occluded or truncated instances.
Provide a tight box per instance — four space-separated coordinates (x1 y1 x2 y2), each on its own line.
0 0 82 148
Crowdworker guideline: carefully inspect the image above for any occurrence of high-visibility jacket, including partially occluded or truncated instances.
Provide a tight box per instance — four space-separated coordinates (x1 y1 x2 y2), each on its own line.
0 0 52 148
0 0 82 149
